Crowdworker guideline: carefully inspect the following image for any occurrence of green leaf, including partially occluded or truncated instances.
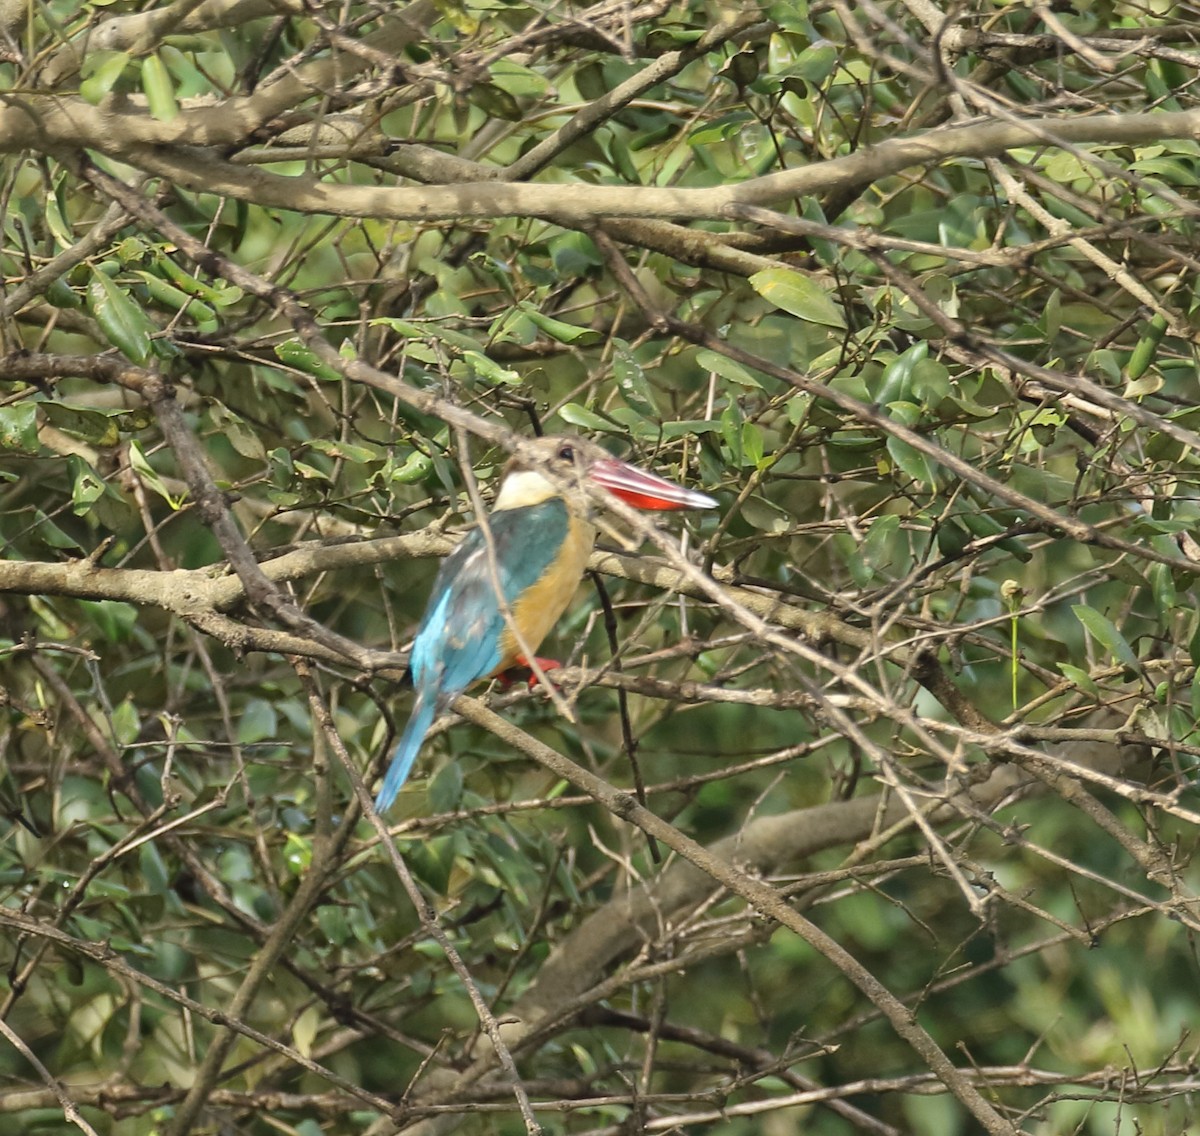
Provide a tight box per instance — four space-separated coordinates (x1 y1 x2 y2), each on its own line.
134 270 216 325
518 304 601 345
720 49 759 90
605 135 640 184
996 537 1033 564
45 277 81 309
1149 563 1177 619
749 267 846 328
1072 605 1141 672
613 343 658 414
460 350 520 386
767 0 810 27
936 518 969 558
45 182 75 249
860 513 900 572
876 342 928 405
128 440 186 509
550 231 602 277
1123 313 1169 399
79 51 132 105
284 833 312 876
885 436 938 488
408 835 456 894
558 403 615 432
1189 617 1200 669
275 339 342 381
1057 663 1099 697
317 904 350 946
68 455 107 515
115 237 149 265
466 82 522 120
32 511 79 551
208 402 266 460
428 761 464 814
694 348 764 388
155 255 243 307
489 59 549 98
660 419 722 438
42 403 121 447
0 403 39 453
88 269 153 364
293 460 331 482
1129 156 1197 185
741 421 764 468
389 449 434 484
791 41 836 82
607 406 658 440
308 438 380 463
741 495 790 532
490 308 538 346
237 700 277 745
369 317 479 352
141 53 179 122
110 698 140 746
1123 370 1164 400
139 842 170 895
79 599 137 642
720 402 743 466
688 111 757 148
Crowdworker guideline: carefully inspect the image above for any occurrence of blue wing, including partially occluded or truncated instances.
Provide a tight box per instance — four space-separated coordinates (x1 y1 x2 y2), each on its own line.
374 500 569 810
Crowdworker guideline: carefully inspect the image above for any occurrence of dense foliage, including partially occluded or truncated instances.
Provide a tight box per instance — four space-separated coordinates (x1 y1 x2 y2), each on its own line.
3 1 1200 1134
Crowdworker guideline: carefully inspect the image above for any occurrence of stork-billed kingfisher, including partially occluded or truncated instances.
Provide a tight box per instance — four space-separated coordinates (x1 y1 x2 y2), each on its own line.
374 436 717 812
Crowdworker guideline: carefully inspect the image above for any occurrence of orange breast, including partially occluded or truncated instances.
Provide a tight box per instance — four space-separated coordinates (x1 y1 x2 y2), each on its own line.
497 513 596 669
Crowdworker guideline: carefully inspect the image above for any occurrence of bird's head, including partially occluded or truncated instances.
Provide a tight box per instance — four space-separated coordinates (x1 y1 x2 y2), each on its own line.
494 436 718 512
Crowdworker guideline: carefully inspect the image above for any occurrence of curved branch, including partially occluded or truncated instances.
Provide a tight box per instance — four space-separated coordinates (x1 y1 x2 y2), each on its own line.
6 105 1200 221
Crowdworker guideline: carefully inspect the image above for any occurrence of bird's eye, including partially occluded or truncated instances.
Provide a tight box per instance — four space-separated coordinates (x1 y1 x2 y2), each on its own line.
556 443 575 463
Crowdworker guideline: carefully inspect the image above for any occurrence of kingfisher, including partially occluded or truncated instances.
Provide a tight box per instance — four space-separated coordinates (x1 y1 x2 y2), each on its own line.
374 436 718 812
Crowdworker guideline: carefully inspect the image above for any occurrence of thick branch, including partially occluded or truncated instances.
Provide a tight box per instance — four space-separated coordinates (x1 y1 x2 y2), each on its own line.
7 106 1200 221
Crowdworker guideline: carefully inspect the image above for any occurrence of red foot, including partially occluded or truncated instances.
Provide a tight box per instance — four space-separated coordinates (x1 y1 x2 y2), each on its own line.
496 656 563 690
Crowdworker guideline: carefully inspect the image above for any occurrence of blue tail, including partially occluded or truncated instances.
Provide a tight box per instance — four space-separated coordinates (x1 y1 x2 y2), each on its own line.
375 692 437 812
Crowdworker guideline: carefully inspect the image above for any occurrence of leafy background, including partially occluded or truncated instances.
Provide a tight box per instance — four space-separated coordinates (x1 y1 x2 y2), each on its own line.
2 1 1200 1134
